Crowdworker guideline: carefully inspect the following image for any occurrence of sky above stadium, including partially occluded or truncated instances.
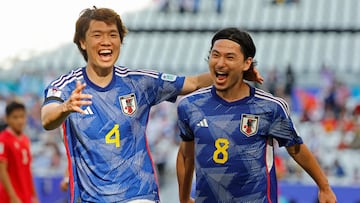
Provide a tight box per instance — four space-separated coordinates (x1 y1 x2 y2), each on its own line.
0 0 152 69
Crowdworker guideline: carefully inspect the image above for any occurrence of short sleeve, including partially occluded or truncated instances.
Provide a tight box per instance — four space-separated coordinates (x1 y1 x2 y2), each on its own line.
151 73 185 105
0 136 8 162
177 99 194 142
42 69 80 106
268 105 303 147
43 85 66 105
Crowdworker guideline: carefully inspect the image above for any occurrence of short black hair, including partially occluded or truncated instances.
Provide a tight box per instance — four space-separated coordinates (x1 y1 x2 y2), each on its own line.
5 101 26 116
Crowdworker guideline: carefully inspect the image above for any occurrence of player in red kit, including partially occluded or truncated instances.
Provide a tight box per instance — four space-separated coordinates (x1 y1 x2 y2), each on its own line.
0 101 39 203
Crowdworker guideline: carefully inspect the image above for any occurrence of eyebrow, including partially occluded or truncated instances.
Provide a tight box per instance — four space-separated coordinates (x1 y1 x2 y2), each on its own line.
90 29 119 33
211 49 237 56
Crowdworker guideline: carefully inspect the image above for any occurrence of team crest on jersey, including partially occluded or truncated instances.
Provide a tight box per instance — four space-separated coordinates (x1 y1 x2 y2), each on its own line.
119 93 137 116
240 114 259 137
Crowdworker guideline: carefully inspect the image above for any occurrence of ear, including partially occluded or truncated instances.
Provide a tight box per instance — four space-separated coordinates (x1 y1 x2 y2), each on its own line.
243 57 253 71
80 39 86 50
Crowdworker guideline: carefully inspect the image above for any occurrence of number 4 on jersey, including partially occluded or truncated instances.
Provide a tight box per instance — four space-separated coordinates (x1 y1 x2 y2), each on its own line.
105 124 120 147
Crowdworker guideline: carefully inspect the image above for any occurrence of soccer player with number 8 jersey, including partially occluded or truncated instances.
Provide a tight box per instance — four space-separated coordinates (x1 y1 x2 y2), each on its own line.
176 28 337 203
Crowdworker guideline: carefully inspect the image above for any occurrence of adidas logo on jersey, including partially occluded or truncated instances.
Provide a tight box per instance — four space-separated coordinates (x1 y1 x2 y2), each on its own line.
84 106 94 115
196 118 208 127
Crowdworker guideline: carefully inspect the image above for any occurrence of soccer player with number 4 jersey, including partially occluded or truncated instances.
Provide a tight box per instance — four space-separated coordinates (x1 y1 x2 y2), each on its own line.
41 6 263 203
176 28 337 203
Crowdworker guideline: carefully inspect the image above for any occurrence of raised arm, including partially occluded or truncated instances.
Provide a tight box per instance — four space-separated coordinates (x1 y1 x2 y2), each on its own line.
180 73 212 95
41 81 92 130
286 144 337 203
176 141 195 203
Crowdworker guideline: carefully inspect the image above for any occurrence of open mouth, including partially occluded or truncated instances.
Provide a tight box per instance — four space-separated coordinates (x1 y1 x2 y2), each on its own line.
215 72 228 80
98 49 112 57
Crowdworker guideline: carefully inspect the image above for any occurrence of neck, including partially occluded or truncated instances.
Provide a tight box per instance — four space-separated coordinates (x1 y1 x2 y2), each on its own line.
7 127 22 137
216 82 250 102
86 65 113 88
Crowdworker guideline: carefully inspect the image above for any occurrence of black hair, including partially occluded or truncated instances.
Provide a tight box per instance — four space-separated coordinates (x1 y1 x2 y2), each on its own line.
210 27 257 67
5 101 26 116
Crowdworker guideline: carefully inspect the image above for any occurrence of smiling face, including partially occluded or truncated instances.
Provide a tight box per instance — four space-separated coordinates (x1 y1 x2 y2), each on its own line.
208 39 252 94
80 20 121 71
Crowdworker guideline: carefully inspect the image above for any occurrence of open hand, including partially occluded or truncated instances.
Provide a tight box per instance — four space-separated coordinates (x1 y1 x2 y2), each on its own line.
63 80 93 114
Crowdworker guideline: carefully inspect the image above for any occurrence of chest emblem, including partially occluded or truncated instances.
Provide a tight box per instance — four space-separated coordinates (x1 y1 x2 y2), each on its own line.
240 114 259 137
119 93 137 116
14 142 20 149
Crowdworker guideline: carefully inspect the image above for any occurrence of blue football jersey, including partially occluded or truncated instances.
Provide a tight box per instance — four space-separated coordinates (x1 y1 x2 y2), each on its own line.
43 66 185 203
177 85 303 203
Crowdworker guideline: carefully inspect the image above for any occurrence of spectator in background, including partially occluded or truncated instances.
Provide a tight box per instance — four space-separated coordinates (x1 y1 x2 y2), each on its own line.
0 101 39 203
266 67 278 95
320 64 336 117
349 125 360 149
191 0 223 14
339 105 360 150
284 64 295 98
331 159 346 178
334 80 351 118
158 0 171 12
163 0 223 14
320 64 335 90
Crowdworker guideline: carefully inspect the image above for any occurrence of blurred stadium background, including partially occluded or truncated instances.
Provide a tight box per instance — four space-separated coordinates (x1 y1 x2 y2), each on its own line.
1 0 360 202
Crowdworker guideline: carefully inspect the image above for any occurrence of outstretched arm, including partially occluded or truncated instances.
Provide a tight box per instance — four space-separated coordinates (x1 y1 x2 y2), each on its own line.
41 81 92 130
286 144 337 203
177 141 195 203
180 73 212 95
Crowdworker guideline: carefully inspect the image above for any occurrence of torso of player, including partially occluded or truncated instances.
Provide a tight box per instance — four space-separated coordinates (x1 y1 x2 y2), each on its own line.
185 87 273 172
58 68 167 165
0 130 31 170
65 70 158 194
48 66 184 202
68 82 146 160
178 86 282 202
